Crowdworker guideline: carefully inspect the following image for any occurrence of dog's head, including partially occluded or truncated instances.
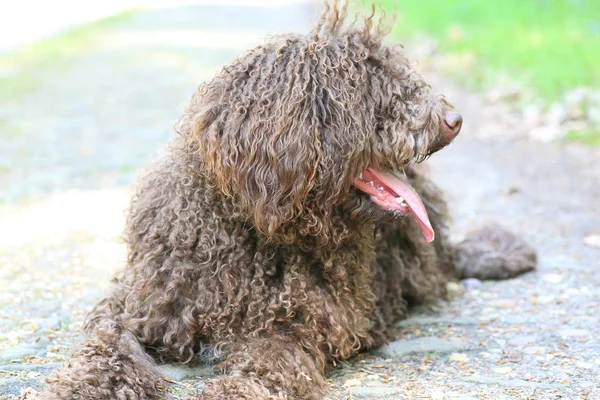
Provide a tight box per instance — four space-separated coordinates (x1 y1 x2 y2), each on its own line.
186 1 461 244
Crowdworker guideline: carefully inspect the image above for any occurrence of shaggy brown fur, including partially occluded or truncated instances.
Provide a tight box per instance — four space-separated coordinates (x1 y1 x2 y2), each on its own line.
454 224 537 280
39 2 535 399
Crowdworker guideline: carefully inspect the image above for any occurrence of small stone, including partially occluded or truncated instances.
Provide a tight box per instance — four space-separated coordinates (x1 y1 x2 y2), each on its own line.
448 353 469 363
461 278 483 290
583 235 600 248
492 366 513 374
26 371 40 379
446 282 462 295
343 378 362 388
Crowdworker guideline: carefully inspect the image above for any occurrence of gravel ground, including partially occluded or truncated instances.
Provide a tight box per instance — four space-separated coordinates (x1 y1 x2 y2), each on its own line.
1 2 599 399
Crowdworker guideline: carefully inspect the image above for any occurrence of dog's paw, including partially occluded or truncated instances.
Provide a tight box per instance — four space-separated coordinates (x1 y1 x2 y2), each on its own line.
454 223 537 280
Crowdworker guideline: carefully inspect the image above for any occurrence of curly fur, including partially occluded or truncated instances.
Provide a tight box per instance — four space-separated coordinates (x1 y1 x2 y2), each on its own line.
39 2 536 399
454 224 537 280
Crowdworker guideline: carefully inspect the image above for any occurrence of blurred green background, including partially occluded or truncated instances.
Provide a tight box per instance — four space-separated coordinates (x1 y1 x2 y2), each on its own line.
381 0 600 144
383 0 599 99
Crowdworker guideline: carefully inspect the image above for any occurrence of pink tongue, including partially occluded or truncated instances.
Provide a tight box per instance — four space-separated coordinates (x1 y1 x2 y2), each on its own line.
368 168 435 242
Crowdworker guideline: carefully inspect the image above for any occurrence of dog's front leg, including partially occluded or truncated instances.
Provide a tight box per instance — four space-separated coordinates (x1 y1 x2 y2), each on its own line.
39 320 164 399
39 284 165 400
200 336 327 400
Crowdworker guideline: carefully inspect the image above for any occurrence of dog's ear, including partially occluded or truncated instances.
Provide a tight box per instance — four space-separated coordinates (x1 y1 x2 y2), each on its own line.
189 78 323 239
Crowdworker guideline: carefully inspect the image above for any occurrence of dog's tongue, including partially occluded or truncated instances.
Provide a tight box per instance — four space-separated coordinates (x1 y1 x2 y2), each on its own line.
368 168 435 243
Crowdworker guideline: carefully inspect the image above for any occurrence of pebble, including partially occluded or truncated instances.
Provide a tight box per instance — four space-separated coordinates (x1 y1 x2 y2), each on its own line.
343 379 362 388
375 337 471 359
446 282 463 296
448 353 469 363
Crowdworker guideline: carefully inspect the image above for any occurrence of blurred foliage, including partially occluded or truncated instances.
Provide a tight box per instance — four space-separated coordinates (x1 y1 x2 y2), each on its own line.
565 128 600 145
0 10 137 101
380 0 600 101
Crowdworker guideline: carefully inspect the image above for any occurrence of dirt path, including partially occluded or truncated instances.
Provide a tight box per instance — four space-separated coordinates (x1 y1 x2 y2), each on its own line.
1 2 599 399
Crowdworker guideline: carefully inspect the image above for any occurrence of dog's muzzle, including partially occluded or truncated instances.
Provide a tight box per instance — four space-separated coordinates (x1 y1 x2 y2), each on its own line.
430 111 462 153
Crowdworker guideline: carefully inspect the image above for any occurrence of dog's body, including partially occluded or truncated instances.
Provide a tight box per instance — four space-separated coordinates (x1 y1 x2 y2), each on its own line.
41 2 535 399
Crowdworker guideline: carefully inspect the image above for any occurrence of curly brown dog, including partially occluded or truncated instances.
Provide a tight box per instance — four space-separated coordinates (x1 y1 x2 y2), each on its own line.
40 2 535 399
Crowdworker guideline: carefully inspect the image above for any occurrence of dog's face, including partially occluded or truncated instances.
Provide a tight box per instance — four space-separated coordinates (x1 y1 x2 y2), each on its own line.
188 12 461 243
343 49 462 243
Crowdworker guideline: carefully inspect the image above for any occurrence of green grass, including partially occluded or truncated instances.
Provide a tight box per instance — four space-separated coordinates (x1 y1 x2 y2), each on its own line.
0 10 138 101
380 0 600 101
565 127 600 145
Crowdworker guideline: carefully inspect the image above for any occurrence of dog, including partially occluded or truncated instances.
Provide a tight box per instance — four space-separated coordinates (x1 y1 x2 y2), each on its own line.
40 2 535 398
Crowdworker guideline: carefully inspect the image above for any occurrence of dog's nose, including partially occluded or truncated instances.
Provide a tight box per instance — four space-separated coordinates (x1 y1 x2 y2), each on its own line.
443 111 463 136
428 111 463 154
